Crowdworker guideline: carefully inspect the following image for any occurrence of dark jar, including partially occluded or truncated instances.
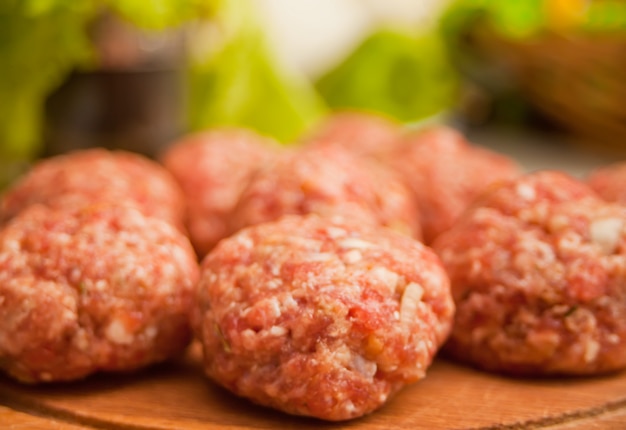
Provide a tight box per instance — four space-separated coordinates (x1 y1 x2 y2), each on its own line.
42 11 187 159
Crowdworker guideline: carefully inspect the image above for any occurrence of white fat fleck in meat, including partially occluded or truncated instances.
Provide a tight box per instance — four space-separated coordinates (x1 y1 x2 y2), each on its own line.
268 325 287 336
350 353 377 378
94 279 108 291
153 279 175 296
343 249 362 264
159 261 178 280
548 214 570 233
333 344 352 365
284 236 324 251
369 266 400 292
240 328 257 350
325 226 347 239
590 218 623 254
343 401 357 415
267 297 282 319
61 308 75 322
516 183 536 200
265 278 283 289
269 263 281 277
469 259 483 277
69 267 82 283
52 232 72 245
417 266 444 291
3 238 20 252
607 334 621 344
170 246 193 270
280 294 298 310
144 325 158 339
334 344 377 378
414 340 427 356
514 238 555 272
237 235 254 250
584 339 600 363
400 282 424 323
61 294 75 309
338 238 375 250
557 232 583 253
305 252 335 262
105 319 134 345
73 329 89 351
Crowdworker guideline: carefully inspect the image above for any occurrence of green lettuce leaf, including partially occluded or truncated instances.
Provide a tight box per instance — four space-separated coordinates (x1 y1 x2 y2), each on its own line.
316 28 458 123
187 1 326 143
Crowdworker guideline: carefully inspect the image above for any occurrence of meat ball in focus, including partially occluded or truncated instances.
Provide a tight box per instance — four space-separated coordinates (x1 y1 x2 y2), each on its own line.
229 145 422 239
161 128 278 258
193 214 454 420
388 126 522 244
0 204 199 383
433 170 626 376
0 149 185 230
587 162 626 205
303 110 402 159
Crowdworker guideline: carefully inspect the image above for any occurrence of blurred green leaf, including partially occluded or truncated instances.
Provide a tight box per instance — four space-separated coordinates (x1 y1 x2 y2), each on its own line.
316 28 458 122
187 1 326 143
489 0 544 38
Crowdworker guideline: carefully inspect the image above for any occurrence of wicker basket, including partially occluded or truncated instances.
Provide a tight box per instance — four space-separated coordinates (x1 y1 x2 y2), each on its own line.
466 24 626 155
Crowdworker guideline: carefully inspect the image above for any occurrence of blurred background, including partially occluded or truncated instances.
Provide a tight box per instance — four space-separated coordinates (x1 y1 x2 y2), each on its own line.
1 0 625 187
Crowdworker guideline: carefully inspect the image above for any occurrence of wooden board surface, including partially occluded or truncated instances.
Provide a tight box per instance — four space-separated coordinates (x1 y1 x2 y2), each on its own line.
1 342 626 429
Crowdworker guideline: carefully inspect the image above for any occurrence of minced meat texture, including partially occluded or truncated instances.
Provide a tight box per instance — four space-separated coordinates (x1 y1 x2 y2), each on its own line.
0 204 199 383
302 111 402 159
161 128 278 258
387 126 522 244
193 214 454 420
0 148 185 231
433 170 626 376
587 161 626 205
229 145 422 240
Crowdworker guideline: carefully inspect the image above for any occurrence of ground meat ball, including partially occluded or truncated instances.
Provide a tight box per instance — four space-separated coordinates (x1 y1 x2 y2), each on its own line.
193 215 454 420
0 149 185 230
303 111 402 159
0 204 199 383
387 126 522 244
161 128 278 258
433 170 626 376
229 145 422 240
587 162 626 205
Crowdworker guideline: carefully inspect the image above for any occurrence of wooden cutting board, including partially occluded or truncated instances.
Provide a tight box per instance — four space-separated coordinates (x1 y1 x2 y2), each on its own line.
1 342 626 429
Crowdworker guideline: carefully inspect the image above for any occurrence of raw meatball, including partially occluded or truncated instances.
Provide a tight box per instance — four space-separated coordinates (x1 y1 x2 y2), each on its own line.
0 148 185 230
388 126 522 244
587 162 626 205
303 111 402 158
0 204 199 383
230 145 421 240
161 128 278 258
193 215 454 421
433 170 626 376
